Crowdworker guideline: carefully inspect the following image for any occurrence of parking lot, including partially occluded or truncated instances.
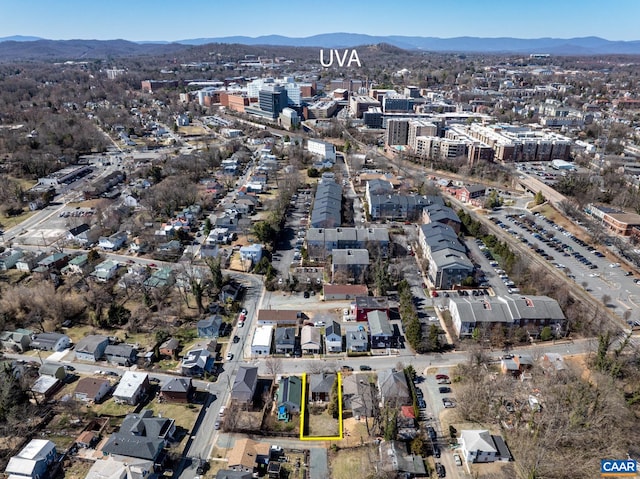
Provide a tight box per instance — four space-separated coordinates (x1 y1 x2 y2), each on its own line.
488 209 640 323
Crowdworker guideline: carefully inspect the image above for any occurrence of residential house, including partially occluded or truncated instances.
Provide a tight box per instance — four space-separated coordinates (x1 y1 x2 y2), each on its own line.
322 284 368 301
0 248 23 270
90 259 120 282
98 231 127 250
459 430 512 463
74 377 112 403
62 253 89 275
274 327 296 354
160 377 193 403
128 237 149 254
378 440 427 478
541 353 567 373
331 249 369 283
143 266 175 288
342 374 376 417
38 363 66 380
104 344 138 366
345 325 369 352
231 366 259 406
181 347 214 377
4 439 57 479
428 248 475 289
251 325 273 357
368 310 394 349
257 310 304 327
0 329 32 352
308 373 336 402
216 471 253 479
220 281 243 303
33 252 69 276
159 337 180 358
15 252 46 273
30 332 71 352
85 456 154 479
276 376 303 414
300 325 321 354
397 405 418 439
501 357 520 377
112 371 149 405
354 296 390 322
102 409 175 462
66 223 92 244
239 244 264 266
377 369 411 407
306 227 389 262
324 321 343 353
368 193 441 221
198 315 223 339
226 438 270 474
31 375 61 403
75 335 109 362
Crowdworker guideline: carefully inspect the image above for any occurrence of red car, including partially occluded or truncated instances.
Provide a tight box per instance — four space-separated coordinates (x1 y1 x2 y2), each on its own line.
435 374 449 380
431 291 439 298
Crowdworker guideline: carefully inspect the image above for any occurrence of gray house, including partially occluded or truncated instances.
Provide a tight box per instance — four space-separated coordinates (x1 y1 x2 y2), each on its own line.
345 325 369 353
75 335 109 362
104 344 138 366
377 369 411 407
308 373 336 402
324 321 342 353
197 315 223 338
367 310 394 349
231 366 259 405
274 327 296 354
0 329 32 352
30 332 71 352
331 249 370 283
39 363 66 380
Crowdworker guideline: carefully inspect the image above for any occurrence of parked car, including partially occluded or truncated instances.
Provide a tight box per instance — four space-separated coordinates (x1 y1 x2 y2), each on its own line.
219 406 226 417
417 399 426 409
435 374 449 380
438 386 451 394
233 335 240 343
436 463 446 478
442 398 455 408
214 419 221 430
359 365 372 371
433 444 441 458
453 454 462 467
341 365 354 372
225 352 234 361
427 426 437 441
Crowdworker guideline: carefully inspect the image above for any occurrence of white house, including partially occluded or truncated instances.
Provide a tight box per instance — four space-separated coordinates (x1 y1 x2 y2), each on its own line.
240 244 264 266
307 139 336 162
5 439 57 479
251 325 273 357
98 232 127 251
91 259 120 282
112 371 149 405
459 430 512 463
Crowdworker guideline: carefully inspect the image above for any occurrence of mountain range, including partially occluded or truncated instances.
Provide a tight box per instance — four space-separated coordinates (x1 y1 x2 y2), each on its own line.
1 33 640 60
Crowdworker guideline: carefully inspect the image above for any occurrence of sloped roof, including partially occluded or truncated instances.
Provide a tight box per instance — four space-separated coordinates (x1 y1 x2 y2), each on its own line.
460 429 497 453
309 373 336 395
232 366 258 403
367 310 392 337
377 369 410 402
161 377 192 394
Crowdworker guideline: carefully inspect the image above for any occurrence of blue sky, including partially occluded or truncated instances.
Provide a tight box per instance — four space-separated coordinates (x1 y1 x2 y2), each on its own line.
1 0 638 42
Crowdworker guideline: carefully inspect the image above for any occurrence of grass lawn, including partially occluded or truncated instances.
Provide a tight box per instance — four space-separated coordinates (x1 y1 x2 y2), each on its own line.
1 209 36 230
89 398 136 417
61 458 93 479
307 408 339 437
329 445 377 479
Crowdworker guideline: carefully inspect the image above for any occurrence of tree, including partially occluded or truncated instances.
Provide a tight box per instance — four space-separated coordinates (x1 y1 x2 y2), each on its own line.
253 221 277 245
540 326 554 341
534 190 547 206
327 376 340 419
107 303 131 327
265 357 283 382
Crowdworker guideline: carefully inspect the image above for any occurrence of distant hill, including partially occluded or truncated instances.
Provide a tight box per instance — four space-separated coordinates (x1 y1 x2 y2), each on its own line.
0 39 190 61
176 33 640 55
1 33 640 61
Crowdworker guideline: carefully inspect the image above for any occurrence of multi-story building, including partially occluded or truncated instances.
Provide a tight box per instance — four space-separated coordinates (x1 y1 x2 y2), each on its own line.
350 95 381 119
305 100 338 119
306 226 389 261
385 119 409 146
408 119 438 150
382 93 414 113
257 85 288 119
363 107 383 129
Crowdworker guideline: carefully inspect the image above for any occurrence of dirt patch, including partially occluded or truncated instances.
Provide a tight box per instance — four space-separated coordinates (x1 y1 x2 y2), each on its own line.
341 417 372 447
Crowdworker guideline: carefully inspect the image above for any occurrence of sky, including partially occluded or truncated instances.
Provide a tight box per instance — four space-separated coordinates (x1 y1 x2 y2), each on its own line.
0 0 638 42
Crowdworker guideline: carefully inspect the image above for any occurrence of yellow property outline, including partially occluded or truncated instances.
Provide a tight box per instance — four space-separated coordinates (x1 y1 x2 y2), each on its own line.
299 372 343 441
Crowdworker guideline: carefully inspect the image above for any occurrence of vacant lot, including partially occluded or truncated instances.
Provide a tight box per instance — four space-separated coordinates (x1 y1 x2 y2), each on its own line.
329 445 377 479
306 407 339 438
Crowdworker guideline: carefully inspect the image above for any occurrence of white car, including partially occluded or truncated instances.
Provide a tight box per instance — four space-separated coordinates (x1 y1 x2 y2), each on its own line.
225 352 234 361
219 406 226 417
